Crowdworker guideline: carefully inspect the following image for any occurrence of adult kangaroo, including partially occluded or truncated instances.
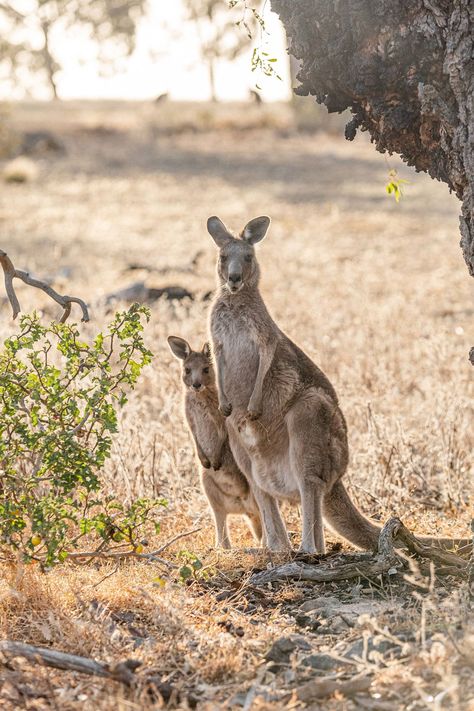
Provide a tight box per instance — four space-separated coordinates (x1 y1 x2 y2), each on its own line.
208 215 472 555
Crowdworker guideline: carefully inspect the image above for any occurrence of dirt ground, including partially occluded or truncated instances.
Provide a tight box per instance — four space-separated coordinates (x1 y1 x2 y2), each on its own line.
0 100 473 710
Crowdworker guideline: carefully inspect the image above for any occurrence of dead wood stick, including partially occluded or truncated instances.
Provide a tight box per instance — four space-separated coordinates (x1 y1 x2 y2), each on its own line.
0 640 139 685
396 522 469 570
250 555 398 586
0 640 195 705
251 518 470 586
295 674 372 703
0 250 89 323
251 518 401 586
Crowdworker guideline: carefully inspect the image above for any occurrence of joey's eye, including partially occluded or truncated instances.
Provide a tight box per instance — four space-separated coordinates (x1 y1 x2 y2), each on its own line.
185 367 191 375
220 255 227 262
244 254 252 263
203 367 209 374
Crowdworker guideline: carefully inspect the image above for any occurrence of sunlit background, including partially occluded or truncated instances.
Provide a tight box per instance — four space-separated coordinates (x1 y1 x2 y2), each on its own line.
1 0 291 101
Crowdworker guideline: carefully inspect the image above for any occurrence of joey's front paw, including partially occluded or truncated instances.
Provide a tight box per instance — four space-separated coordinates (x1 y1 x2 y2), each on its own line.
219 401 232 417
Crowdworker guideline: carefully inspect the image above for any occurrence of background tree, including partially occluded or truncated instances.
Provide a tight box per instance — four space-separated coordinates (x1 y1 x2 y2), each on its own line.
0 0 147 99
272 0 474 292
183 0 255 102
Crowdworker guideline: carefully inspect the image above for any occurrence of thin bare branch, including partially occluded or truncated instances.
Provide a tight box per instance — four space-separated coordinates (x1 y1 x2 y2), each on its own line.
66 526 202 566
0 250 89 322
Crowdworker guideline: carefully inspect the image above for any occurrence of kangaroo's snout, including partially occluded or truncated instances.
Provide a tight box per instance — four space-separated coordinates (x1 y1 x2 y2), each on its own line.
192 382 202 391
228 272 242 292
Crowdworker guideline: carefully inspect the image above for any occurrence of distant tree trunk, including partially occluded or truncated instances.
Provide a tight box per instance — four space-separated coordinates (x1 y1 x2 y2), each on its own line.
41 22 59 100
208 57 217 102
272 1 474 283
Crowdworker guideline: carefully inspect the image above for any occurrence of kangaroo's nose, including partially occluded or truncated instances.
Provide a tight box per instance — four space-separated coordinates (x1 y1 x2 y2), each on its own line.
193 383 202 390
229 272 242 284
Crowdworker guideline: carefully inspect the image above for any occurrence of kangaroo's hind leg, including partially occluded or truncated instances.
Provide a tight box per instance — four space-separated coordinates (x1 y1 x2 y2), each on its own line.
298 474 326 554
252 486 290 551
245 512 263 543
201 470 231 549
288 395 333 555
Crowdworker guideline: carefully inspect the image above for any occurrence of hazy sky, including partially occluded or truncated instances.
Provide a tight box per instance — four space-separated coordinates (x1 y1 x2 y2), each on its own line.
5 1 291 101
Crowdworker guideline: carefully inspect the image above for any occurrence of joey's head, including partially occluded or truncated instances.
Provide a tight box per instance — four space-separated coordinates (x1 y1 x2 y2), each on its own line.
167 336 214 393
207 215 270 294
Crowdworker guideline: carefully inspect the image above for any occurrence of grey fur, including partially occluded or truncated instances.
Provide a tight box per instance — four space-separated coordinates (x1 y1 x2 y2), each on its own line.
208 216 380 554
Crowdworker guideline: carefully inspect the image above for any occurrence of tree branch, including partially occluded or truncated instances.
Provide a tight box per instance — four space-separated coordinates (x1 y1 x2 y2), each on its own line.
0 250 89 322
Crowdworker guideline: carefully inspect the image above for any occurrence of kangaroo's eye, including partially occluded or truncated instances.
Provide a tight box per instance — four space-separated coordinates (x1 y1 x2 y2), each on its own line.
220 255 227 263
185 367 191 375
244 254 252 263
203 367 209 374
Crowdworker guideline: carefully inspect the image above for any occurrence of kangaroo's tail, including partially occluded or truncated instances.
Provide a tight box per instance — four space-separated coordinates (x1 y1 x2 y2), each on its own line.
324 480 472 555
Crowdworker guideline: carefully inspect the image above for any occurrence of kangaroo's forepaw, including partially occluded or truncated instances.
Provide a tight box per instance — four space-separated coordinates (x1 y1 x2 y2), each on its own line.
211 459 222 471
219 402 232 417
201 458 212 469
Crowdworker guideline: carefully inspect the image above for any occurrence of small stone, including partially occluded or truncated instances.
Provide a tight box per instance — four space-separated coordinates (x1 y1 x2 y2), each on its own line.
327 615 349 633
300 596 340 613
264 635 311 666
345 637 397 660
300 653 349 672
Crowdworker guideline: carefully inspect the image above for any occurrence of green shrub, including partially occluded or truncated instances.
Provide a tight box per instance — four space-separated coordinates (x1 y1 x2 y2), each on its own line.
0 304 165 568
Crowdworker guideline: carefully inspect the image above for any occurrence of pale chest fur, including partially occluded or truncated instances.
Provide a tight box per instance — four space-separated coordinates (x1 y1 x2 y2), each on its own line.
211 300 268 407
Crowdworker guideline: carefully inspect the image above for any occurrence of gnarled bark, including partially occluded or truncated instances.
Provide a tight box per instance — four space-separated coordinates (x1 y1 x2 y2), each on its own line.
272 0 474 283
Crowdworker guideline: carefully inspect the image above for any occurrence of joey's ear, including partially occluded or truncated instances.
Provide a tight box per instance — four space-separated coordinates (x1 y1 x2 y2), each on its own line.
167 336 191 360
241 216 270 244
202 342 212 359
207 216 232 248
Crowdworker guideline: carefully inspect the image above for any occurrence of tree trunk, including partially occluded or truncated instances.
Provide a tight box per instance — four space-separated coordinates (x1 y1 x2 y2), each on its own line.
41 22 59 100
209 57 217 102
272 1 474 283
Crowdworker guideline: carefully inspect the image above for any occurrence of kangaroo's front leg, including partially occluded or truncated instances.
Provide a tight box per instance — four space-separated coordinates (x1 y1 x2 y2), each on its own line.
210 433 227 471
247 340 276 419
214 342 232 417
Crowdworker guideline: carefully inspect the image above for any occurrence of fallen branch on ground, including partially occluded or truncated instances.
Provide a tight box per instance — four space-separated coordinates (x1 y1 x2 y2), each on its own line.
0 640 197 706
0 640 139 684
250 518 469 586
0 249 89 322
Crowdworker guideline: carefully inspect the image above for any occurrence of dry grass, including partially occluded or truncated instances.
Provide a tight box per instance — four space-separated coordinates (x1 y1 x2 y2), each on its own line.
0 100 473 709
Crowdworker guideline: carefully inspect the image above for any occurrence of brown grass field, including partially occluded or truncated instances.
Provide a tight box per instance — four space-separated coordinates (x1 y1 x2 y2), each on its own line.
0 100 473 710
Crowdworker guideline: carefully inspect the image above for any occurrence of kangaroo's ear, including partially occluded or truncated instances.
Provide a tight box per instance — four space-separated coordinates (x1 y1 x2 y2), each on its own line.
167 336 191 360
207 216 232 248
241 216 270 244
202 342 212 359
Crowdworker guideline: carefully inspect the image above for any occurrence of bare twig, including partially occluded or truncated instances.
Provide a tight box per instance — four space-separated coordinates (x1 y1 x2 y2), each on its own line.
149 526 203 556
0 250 89 323
66 526 202 565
